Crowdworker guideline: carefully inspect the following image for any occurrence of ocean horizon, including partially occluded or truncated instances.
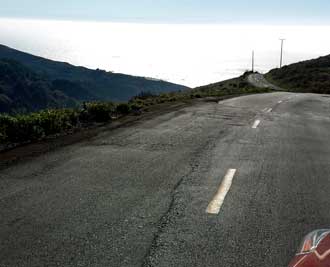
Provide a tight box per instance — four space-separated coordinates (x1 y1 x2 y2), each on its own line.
1 17 330 87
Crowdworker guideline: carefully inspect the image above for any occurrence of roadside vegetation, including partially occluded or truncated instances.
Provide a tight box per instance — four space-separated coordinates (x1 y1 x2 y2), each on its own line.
0 72 272 148
266 54 330 94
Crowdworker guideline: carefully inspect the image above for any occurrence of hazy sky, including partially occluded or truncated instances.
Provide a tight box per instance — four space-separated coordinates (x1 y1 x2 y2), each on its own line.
1 0 330 24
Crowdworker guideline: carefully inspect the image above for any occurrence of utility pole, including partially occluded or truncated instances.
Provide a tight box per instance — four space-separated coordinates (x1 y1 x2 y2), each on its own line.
252 50 255 72
279 38 285 68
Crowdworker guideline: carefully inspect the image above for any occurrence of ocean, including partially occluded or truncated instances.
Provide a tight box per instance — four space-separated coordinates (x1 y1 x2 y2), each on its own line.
1 18 330 87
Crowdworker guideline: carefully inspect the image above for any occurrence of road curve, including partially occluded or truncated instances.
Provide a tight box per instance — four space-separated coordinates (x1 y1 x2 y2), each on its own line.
248 73 283 91
1 92 330 266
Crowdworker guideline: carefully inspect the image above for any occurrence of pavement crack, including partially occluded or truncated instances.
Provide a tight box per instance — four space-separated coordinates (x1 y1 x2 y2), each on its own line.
141 134 218 267
141 172 186 267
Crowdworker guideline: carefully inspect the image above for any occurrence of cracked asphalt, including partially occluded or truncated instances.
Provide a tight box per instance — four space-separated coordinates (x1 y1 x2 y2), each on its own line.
2 92 330 266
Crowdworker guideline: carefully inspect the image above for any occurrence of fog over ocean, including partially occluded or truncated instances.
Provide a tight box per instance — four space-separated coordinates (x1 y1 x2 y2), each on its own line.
1 18 330 87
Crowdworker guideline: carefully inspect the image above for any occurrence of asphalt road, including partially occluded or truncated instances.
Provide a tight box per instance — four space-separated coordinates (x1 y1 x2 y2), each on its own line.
2 92 330 267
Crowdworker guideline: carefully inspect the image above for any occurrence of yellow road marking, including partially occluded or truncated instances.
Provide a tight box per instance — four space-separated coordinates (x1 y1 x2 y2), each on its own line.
206 169 237 214
252 120 261 129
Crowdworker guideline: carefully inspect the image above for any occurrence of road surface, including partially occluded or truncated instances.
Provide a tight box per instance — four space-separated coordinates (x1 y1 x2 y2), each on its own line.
1 92 330 267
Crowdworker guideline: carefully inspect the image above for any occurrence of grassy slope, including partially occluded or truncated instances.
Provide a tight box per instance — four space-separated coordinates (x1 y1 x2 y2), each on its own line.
128 72 273 109
194 71 271 95
265 54 330 94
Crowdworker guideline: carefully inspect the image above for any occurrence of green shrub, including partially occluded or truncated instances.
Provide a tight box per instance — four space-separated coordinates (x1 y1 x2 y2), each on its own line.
83 102 114 122
116 103 131 115
0 109 81 144
38 109 79 135
0 113 42 143
0 115 12 143
130 103 142 111
14 114 44 142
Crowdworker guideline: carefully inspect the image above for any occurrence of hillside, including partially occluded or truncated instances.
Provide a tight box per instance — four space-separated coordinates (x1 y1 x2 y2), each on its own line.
0 59 80 113
266 54 330 94
195 71 256 94
0 44 189 103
